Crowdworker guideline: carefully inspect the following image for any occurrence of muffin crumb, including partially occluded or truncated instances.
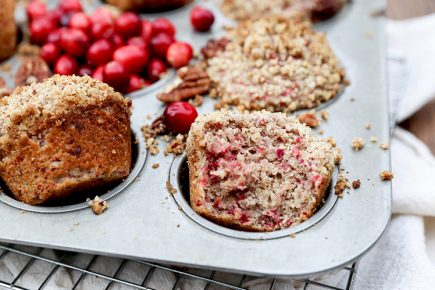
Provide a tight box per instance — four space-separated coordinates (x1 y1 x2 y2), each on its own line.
365 122 372 129
380 170 394 181
152 163 160 169
298 111 320 128
289 233 296 239
88 196 109 215
166 181 177 194
352 137 365 151
370 136 378 143
352 180 361 189
320 110 329 121
335 174 349 197
379 143 389 150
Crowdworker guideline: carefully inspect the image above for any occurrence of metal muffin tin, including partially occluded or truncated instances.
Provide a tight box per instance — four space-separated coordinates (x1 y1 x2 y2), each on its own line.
0 0 391 278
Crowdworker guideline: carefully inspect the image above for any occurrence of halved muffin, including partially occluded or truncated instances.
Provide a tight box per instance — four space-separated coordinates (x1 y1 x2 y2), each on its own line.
206 16 346 113
0 75 132 205
187 110 340 231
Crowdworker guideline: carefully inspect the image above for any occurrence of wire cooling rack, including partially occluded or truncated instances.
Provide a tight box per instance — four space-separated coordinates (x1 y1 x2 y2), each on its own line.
0 243 358 290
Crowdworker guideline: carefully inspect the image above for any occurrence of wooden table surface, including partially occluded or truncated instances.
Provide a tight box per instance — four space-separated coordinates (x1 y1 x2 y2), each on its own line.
387 0 435 152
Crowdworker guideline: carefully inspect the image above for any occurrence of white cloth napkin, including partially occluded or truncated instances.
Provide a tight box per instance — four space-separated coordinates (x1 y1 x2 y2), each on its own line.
2 13 435 290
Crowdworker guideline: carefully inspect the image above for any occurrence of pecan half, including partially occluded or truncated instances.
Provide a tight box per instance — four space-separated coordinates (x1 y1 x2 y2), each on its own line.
201 38 230 59
157 65 212 103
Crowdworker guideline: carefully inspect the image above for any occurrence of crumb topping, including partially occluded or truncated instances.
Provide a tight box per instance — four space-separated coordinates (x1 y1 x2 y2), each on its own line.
298 111 320 128
88 196 109 215
352 179 361 189
351 137 365 151
206 16 346 113
380 170 394 181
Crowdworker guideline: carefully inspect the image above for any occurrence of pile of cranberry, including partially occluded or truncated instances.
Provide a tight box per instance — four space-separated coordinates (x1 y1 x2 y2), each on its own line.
26 0 215 94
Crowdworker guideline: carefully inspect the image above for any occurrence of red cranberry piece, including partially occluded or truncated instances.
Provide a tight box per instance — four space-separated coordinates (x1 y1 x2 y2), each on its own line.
110 33 125 49
46 28 65 45
69 12 91 33
166 42 193 68
30 18 57 45
127 37 147 51
87 39 113 67
152 18 175 38
27 0 47 22
91 21 114 40
78 65 93 76
59 0 82 13
91 7 115 24
163 101 198 134
46 9 62 26
54 55 78 75
103 61 130 91
60 28 90 57
276 148 285 160
141 20 154 44
190 6 215 32
40 43 61 65
147 58 167 82
92 65 105 82
150 33 174 59
113 45 148 74
126 74 149 93
115 12 141 38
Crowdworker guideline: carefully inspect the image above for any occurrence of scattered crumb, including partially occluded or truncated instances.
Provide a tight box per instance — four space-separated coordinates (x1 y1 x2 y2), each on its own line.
370 136 378 143
352 137 365 151
379 143 389 150
193 94 203 107
319 129 324 135
88 196 109 215
289 233 296 239
365 122 372 129
335 174 350 197
352 180 361 189
166 180 177 194
364 31 374 38
380 170 394 181
320 110 329 121
146 113 152 120
298 111 320 128
326 137 337 147
152 163 160 169
166 134 187 155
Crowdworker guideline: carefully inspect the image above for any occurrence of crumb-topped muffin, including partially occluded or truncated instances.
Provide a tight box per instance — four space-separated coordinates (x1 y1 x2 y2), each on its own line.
206 16 346 113
187 110 341 231
221 0 346 22
0 75 132 205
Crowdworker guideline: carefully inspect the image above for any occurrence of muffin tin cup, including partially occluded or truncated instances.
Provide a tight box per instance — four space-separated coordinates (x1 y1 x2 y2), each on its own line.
0 0 391 279
169 154 339 240
0 127 147 214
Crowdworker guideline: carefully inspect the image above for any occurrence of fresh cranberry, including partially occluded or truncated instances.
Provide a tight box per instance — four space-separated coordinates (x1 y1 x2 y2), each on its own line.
69 12 91 33
47 28 67 45
110 33 125 49
190 6 215 32
91 7 115 24
54 55 78 75
77 65 93 76
126 75 149 93
152 18 175 38
59 0 82 13
166 42 193 68
113 45 148 74
60 28 89 57
30 18 57 45
91 21 114 40
103 61 130 91
46 9 62 26
40 43 61 65
27 1 47 22
115 12 141 38
141 20 154 44
147 58 167 82
127 37 147 50
87 39 113 67
163 102 198 134
92 65 105 82
150 33 174 59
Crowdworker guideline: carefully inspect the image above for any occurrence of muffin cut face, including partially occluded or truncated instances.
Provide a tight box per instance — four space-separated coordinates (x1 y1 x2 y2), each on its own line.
206 16 346 113
0 75 132 205
187 110 340 232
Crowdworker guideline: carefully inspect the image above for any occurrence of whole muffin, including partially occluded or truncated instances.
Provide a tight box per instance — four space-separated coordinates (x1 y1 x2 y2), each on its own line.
0 75 132 205
0 0 17 61
187 110 341 232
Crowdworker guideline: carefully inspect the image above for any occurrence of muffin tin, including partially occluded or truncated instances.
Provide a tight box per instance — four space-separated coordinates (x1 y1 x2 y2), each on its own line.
0 0 391 278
